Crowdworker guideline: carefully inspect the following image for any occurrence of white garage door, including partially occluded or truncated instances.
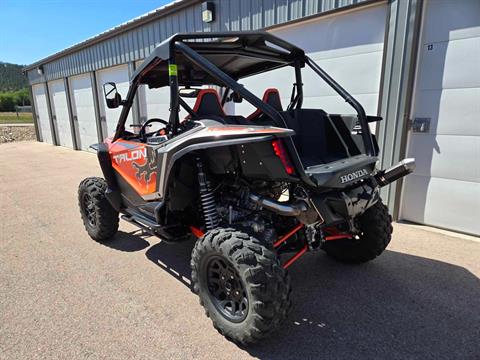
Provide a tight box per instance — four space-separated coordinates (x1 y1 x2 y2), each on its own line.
48 79 73 148
96 65 132 138
32 83 53 144
401 0 480 235
69 74 99 151
235 3 387 131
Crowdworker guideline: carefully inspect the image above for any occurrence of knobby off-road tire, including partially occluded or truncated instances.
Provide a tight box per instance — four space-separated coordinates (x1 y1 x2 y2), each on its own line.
191 228 291 344
323 200 393 264
78 177 119 242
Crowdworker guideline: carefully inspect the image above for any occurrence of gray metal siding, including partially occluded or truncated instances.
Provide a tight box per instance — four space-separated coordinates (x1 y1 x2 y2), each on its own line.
26 0 373 85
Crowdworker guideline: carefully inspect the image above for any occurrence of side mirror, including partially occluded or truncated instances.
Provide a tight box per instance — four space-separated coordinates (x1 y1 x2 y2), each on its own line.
103 82 122 108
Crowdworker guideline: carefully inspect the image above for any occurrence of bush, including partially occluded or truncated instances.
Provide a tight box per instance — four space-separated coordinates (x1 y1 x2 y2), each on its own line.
0 88 31 112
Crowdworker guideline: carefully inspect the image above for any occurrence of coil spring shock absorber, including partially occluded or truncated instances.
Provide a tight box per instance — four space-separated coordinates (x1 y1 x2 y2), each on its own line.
196 158 219 230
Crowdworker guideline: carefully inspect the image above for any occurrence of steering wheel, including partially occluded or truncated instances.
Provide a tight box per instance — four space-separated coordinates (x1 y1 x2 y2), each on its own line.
139 118 169 142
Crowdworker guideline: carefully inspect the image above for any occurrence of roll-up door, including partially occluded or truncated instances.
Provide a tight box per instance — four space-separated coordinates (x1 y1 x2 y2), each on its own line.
401 0 480 235
32 83 53 144
236 4 387 134
48 79 73 148
69 74 99 150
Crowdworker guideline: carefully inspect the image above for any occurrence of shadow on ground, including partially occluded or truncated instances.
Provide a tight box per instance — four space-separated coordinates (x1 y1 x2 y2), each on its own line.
109 233 480 360
101 230 151 252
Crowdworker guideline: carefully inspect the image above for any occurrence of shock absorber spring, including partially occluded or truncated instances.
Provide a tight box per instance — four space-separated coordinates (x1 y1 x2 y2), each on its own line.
196 158 219 230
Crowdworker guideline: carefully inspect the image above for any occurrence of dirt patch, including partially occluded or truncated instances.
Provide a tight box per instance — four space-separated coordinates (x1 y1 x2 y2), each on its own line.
0 125 36 143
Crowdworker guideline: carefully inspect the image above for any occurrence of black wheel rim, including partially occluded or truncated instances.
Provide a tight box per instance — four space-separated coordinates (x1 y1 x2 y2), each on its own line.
206 256 248 323
82 193 96 227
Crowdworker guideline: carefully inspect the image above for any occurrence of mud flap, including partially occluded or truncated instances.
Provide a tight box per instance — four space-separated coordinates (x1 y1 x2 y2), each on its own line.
97 143 122 211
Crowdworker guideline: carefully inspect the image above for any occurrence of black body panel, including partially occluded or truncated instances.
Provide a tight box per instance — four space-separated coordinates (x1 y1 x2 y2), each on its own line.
305 155 377 189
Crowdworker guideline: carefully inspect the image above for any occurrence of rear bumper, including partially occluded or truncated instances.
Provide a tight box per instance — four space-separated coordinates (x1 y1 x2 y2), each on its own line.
310 158 415 225
305 154 377 189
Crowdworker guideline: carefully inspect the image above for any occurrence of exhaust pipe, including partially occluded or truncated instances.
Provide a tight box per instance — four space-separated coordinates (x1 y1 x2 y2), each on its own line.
375 158 416 187
249 193 307 217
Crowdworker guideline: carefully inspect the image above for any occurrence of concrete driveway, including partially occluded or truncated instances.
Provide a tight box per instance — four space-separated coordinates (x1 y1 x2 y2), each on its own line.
1 142 479 360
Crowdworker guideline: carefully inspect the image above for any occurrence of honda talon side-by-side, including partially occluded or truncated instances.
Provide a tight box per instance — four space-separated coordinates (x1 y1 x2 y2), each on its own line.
78 32 415 344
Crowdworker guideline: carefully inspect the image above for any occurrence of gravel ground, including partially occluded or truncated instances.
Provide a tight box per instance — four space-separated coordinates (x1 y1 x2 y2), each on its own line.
0 125 36 143
0 142 479 360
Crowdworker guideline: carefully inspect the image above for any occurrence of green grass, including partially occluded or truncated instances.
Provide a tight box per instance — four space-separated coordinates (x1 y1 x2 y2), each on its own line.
0 112 33 124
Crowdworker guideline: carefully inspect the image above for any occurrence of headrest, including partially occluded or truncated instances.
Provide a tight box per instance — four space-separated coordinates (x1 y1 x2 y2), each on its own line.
246 88 283 121
262 88 283 111
192 89 225 117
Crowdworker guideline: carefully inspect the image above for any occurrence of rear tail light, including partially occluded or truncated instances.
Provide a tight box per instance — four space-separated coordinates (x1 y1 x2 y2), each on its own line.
272 139 295 175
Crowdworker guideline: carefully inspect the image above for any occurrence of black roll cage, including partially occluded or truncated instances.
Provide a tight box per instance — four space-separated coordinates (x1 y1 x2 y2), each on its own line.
113 32 376 160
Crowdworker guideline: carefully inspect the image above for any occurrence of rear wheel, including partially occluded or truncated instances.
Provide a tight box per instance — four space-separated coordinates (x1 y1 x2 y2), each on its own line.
191 228 291 344
322 200 393 263
78 177 119 241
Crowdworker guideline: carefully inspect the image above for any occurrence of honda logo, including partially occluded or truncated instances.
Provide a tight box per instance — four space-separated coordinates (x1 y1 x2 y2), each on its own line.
340 169 369 184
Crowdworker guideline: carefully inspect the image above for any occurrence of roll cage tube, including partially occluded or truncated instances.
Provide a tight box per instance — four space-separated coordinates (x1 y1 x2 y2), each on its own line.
113 78 139 141
168 49 180 135
287 61 304 111
304 56 376 156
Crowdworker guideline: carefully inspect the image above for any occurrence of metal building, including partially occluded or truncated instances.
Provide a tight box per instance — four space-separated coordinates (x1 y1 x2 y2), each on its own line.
24 0 480 236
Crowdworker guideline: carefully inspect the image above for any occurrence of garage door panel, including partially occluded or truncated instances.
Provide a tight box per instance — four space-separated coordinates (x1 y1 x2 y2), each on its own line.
423 0 480 43
48 80 73 148
303 51 384 96
70 75 99 151
307 43 384 61
418 37 480 91
239 67 294 96
414 88 480 136
32 84 53 144
403 175 480 235
302 93 379 115
407 134 480 182
272 4 386 56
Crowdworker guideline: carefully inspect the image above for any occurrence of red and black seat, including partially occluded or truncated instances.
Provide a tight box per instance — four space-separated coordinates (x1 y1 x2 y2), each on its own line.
247 88 283 121
191 89 226 120
191 89 249 125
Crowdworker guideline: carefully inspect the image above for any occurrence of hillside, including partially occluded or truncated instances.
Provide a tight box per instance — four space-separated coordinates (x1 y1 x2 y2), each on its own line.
0 62 28 92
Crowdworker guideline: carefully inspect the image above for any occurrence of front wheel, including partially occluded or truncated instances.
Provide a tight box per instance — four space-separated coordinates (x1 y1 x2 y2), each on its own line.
191 228 291 344
78 177 119 242
322 200 393 263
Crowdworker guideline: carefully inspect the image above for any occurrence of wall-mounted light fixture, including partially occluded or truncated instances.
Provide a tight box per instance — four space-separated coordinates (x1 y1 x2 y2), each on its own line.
202 2 215 23
37 65 44 76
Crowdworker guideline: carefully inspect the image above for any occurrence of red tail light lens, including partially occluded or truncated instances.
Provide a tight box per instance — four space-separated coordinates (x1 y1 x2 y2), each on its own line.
272 139 295 175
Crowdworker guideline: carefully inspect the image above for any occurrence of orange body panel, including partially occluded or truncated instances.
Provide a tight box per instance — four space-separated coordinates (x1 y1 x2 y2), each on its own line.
105 138 157 196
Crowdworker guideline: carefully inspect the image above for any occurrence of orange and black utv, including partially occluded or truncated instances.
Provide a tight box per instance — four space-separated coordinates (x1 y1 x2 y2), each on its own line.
78 32 415 344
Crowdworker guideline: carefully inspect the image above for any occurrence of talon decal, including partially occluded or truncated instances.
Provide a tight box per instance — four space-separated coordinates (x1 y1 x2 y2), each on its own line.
113 148 146 163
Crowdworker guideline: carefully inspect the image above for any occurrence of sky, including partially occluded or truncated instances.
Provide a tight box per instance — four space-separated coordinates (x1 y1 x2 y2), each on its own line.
0 0 172 65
